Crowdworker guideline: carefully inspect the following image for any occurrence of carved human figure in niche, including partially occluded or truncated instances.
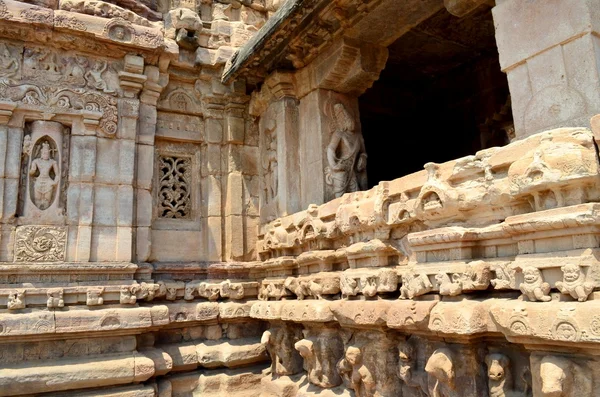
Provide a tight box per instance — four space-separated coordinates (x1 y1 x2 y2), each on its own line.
85 60 114 94
337 346 376 397
0 43 18 79
398 341 428 396
325 103 367 198
29 141 59 210
555 263 594 302
262 128 277 204
519 266 551 302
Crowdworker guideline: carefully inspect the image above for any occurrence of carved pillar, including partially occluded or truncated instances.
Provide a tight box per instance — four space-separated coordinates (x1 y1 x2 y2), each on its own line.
255 72 301 223
224 100 248 261
69 119 96 262
0 103 17 261
253 37 386 216
204 98 224 261
135 65 168 262
493 0 600 139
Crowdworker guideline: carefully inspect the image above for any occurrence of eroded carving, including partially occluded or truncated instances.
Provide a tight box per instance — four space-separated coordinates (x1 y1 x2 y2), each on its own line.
86 287 104 306
337 345 376 397
398 340 428 396
7 290 26 310
425 348 457 397
47 288 64 308
555 264 594 302
325 102 367 198
262 324 303 375
29 140 59 211
519 267 551 302
400 272 433 300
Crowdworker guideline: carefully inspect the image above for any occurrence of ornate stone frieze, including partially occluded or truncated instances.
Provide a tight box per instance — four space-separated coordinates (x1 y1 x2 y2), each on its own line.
1 83 117 136
14 225 67 262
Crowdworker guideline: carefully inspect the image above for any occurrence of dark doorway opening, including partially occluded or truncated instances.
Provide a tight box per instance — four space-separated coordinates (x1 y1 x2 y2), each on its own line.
359 5 512 189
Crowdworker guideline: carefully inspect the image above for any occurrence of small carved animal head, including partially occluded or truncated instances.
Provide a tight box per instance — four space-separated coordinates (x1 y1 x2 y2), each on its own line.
485 353 509 381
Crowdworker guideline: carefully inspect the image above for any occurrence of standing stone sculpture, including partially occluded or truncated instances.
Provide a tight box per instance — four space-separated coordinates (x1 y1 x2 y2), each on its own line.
325 103 367 198
29 141 59 210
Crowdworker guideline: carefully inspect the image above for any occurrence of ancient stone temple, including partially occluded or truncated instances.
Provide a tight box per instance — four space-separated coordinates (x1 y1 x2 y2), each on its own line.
2 0 600 395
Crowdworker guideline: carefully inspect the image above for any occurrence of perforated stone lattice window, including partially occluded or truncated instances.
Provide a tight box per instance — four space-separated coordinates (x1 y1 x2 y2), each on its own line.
158 155 192 219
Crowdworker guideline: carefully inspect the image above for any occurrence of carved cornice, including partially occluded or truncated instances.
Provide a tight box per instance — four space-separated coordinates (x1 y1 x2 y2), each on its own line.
222 0 385 85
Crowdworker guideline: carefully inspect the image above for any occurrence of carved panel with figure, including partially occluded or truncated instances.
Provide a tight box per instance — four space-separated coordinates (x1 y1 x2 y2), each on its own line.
324 101 367 200
18 121 70 223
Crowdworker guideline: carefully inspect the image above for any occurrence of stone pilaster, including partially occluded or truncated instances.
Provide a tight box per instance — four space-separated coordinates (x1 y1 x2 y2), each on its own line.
493 0 600 139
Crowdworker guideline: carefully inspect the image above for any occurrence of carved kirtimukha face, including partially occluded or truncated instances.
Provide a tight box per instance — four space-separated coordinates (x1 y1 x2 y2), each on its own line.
523 267 541 284
562 264 581 283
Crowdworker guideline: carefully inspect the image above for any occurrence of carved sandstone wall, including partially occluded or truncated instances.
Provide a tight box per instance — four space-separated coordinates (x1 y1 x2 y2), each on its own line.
2 0 600 396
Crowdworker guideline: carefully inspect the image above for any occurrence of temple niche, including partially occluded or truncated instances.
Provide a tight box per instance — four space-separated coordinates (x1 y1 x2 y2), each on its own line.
4 0 600 395
18 121 68 222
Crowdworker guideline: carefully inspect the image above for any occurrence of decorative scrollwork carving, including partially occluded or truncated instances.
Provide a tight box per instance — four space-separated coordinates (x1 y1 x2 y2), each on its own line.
14 225 67 262
158 156 192 219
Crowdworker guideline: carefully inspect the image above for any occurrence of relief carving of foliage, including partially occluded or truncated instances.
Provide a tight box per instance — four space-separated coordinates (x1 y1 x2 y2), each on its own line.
14 226 67 262
159 156 192 219
1 83 118 136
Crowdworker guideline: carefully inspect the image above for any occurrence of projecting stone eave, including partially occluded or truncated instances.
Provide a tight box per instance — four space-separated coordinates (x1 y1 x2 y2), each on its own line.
221 0 323 84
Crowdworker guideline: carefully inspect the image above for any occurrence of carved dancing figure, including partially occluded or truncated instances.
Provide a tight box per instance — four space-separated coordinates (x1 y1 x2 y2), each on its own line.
555 264 594 302
519 266 551 302
325 103 367 198
0 43 18 78
29 141 59 210
85 60 114 94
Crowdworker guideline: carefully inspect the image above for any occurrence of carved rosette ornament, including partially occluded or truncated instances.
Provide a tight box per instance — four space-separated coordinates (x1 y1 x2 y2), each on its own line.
14 225 67 262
